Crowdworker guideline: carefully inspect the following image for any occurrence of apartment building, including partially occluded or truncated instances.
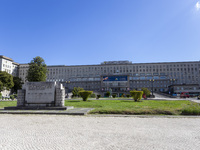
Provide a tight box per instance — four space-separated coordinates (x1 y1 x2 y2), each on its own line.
18 60 200 96
0 55 19 96
0 55 19 77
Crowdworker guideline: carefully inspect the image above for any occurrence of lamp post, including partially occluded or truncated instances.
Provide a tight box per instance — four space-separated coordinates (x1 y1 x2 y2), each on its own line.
149 79 155 96
169 79 176 95
170 79 176 85
66 81 70 98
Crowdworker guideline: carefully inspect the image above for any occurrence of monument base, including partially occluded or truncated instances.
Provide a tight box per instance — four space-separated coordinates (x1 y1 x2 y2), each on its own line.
4 106 74 110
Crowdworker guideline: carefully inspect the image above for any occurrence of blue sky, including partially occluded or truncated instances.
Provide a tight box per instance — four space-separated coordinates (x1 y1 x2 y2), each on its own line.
0 0 200 65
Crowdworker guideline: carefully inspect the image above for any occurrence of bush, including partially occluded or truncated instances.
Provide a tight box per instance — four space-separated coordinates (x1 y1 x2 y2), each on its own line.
181 103 200 115
130 91 143 102
0 93 2 99
141 88 151 97
120 93 125 97
112 94 116 98
90 93 96 98
97 95 101 99
105 91 110 97
10 95 15 100
79 91 93 101
13 94 17 98
126 94 130 98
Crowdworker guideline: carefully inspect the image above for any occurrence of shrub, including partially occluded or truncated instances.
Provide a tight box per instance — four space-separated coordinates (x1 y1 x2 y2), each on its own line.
90 93 96 98
0 93 2 99
120 93 125 97
181 103 200 115
126 94 130 98
13 94 17 98
79 91 93 101
112 94 116 98
72 87 84 97
97 95 101 99
130 91 143 102
105 91 110 97
10 95 15 100
141 88 151 97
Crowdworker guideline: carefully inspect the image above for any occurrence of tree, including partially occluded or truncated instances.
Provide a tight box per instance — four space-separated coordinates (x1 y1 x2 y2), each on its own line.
72 87 84 97
12 77 23 93
26 56 48 82
0 71 14 92
141 88 151 97
0 81 3 92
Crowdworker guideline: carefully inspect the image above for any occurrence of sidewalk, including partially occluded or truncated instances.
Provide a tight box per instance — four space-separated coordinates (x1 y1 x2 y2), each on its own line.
0 108 94 115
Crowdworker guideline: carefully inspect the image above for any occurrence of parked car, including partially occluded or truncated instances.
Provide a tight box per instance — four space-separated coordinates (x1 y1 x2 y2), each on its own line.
180 92 190 98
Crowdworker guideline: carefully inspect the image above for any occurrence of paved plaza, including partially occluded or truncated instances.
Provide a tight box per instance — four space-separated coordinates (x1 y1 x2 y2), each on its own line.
0 115 200 150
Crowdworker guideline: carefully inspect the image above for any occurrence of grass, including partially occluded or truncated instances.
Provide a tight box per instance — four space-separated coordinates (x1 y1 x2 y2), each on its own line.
1 99 200 115
0 101 17 108
65 99 200 115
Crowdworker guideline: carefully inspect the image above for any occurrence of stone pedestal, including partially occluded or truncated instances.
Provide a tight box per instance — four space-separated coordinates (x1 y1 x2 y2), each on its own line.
5 82 67 110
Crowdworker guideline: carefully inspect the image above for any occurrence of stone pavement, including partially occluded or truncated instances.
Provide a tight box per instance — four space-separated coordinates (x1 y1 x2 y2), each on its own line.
0 115 200 150
0 108 94 115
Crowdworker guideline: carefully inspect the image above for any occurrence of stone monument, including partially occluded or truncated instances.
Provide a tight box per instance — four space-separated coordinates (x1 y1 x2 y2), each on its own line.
5 82 68 110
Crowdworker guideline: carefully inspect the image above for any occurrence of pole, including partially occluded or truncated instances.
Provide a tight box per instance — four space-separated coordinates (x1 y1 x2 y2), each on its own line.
150 79 154 96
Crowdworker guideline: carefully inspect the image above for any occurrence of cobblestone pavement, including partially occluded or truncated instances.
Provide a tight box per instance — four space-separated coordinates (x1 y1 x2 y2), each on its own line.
0 115 200 150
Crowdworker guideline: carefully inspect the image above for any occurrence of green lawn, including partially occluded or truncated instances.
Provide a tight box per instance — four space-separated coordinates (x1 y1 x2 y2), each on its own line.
65 100 200 115
1 100 200 115
0 101 17 108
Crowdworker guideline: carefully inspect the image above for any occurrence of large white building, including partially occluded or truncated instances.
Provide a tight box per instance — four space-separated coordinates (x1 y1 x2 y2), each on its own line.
1 55 200 96
18 60 200 96
0 55 19 76
0 55 19 97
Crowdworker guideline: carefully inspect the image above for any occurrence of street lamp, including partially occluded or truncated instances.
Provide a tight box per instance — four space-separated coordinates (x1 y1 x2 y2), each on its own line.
149 79 155 96
170 79 176 85
169 79 176 95
66 81 70 98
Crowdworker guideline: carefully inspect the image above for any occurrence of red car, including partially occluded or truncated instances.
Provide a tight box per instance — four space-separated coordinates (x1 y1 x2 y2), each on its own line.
180 92 190 98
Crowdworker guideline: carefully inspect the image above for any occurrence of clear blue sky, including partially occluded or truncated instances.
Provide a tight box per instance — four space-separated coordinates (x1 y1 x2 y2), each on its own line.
0 0 200 65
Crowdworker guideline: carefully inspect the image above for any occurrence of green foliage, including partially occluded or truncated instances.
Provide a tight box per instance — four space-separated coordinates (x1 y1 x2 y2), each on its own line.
126 94 130 98
26 56 48 82
0 92 2 99
130 90 144 102
79 90 93 101
12 77 23 93
105 91 110 97
141 87 151 97
72 87 84 97
181 103 200 115
120 93 125 97
112 94 117 98
97 95 101 99
90 93 96 98
10 95 15 100
0 71 14 91
13 94 17 98
0 81 3 92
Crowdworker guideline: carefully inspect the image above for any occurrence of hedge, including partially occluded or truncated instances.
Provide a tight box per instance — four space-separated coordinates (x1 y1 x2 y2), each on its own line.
130 91 143 102
79 91 93 101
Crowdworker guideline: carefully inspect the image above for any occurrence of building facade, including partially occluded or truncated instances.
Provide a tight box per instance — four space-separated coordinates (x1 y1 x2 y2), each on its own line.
18 60 200 96
0 55 19 77
0 55 19 97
